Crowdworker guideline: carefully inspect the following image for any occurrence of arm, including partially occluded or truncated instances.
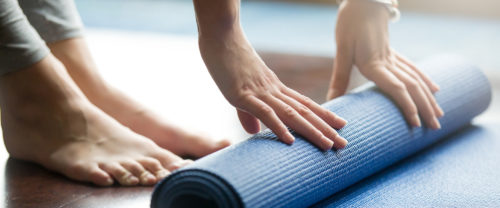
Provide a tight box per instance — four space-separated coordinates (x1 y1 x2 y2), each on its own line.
193 0 348 150
328 0 444 129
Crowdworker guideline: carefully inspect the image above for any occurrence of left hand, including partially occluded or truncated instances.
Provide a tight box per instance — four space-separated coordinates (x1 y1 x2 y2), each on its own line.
327 0 444 129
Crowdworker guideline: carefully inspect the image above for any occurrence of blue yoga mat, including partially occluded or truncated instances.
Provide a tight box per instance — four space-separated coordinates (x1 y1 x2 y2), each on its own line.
151 55 492 208
314 123 500 207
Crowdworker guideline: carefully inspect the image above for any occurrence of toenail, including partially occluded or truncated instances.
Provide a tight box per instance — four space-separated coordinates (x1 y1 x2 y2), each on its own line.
105 177 114 185
125 175 139 185
140 172 156 182
156 170 169 179
144 173 156 184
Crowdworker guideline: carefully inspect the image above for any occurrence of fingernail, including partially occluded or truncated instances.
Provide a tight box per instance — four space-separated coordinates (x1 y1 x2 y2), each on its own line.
437 107 445 117
433 84 440 92
323 136 334 151
285 133 295 144
412 114 421 127
432 117 441 130
335 135 348 148
337 116 348 126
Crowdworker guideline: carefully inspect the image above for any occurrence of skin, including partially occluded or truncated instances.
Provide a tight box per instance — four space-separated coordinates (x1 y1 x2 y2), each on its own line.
327 0 444 129
0 0 442 186
48 38 231 159
193 0 349 151
0 55 193 186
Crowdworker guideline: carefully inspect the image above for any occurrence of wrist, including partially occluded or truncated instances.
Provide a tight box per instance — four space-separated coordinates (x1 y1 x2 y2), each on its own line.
340 0 398 22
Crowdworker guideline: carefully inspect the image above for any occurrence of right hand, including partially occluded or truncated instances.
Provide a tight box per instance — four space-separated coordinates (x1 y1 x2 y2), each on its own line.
198 31 348 151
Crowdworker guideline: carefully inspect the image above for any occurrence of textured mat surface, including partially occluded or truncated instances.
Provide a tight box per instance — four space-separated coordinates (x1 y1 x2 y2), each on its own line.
151 55 492 208
314 122 500 207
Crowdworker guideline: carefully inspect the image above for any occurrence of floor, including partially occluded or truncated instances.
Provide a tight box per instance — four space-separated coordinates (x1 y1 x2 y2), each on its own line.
1 29 499 208
0 30 345 208
1 1 499 207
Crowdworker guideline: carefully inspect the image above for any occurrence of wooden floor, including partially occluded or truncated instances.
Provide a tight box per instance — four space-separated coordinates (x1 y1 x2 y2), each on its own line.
1 31 498 208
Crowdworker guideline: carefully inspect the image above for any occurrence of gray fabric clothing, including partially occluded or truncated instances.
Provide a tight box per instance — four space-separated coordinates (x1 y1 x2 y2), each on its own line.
0 0 83 75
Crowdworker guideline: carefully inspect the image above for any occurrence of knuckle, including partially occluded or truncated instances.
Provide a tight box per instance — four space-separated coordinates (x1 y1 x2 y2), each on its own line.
391 81 407 92
302 96 315 106
296 105 312 116
283 106 297 117
322 108 335 118
311 130 324 140
232 93 253 107
407 105 418 115
275 126 289 137
405 79 420 91
258 105 273 115
406 70 419 79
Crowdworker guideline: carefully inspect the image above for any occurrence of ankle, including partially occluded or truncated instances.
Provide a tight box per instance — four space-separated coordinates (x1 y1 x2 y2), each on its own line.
0 55 88 120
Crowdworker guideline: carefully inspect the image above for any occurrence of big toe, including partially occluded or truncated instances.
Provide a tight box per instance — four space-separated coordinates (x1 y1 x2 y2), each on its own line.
166 159 193 171
64 163 114 186
188 137 232 158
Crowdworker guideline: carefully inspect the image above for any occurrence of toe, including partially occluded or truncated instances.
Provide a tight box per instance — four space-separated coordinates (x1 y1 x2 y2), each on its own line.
120 160 157 186
63 162 113 186
150 149 192 172
166 159 193 171
100 163 139 186
138 157 170 180
188 137 232 158
151 149 183 168
88 167 114 186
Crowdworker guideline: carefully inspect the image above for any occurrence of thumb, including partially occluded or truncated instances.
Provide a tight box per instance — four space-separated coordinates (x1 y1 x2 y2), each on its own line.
237 109 261 134
327 47 354 100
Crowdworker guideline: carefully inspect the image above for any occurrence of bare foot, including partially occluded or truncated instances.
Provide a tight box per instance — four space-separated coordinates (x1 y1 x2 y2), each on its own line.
48 38 231 158
0 56 191 186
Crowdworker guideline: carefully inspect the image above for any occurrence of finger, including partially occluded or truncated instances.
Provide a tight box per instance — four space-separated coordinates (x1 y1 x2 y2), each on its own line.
237 109 261 134
395 54 440 92
99 163 139 186
262 95 333 151
240 96 295 144
396 61 444 118
387 65 441 129
121 160 157 185
284 88 347 130
277 93 348 149
327 45 354 100
362 66 421 127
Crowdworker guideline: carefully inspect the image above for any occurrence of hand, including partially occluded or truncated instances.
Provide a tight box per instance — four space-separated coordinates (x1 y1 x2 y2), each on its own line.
327 0 444 129
198 30 348 151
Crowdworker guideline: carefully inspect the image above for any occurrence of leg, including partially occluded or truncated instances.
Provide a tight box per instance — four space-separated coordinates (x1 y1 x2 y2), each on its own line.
0 55 191 186
18 0 230 158
48 38 231 158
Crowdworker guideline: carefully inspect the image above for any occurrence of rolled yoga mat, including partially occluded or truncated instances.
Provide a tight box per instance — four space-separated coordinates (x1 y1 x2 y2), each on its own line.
151 55 492 208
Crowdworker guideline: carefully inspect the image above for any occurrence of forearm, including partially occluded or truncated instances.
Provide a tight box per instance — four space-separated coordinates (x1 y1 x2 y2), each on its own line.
193 0 243 40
